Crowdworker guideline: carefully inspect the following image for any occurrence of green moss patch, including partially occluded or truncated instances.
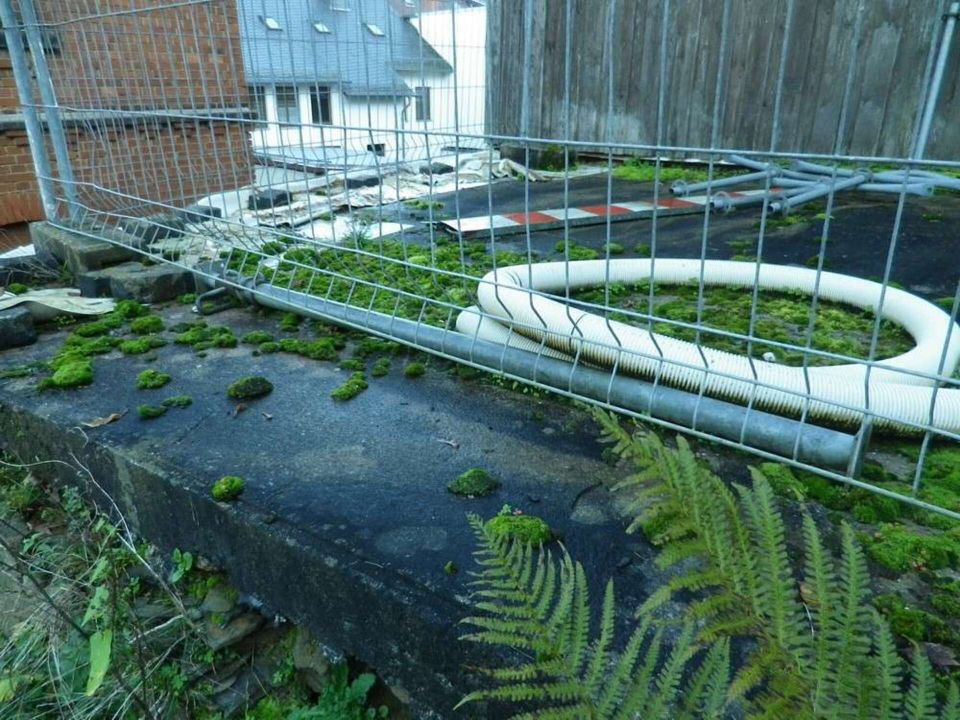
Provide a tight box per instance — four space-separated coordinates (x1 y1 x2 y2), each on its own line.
39 359 93 390
571 281 914 367
137 404 167 420
178 293 197 305
119 336 167 355
137 369 171 390
279 312 302 332
129 315 165 335
6 282 29 295
241 330 274 345
278 337 340 361
161 395 193 408
174 322 237 350
371 357 391 377
874 594 954 645
227 376 273 401
331 372 368 401
486 506 552 545
403 362 426 378
258 341 280 354
448 468 500 497
338 357 365 371
861 523 960 572
554 240 599 261
211 475 245 502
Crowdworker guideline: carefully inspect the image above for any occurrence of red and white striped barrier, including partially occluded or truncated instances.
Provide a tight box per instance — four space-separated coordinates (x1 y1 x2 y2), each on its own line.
439 189 780 238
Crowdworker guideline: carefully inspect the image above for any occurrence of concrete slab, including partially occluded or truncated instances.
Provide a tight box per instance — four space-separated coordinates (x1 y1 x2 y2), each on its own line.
78 261 195 303
0 305 668 718
30 221 140 275
0 306 35 350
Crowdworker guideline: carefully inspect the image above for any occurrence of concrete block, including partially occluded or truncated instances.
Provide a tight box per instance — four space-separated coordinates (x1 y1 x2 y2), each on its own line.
419 162 455 176
0 306 36 350
177 204 223 223
248 190 293 210
78 261 194 303
29 221 139 275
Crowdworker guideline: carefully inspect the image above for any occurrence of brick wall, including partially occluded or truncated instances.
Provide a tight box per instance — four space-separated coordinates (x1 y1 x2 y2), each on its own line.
0 0 252 228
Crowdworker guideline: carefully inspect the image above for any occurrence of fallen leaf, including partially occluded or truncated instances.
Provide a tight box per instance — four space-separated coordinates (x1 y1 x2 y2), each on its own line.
262 412 273 421
82 411 126 428
436 438 460 450
232 403 248 418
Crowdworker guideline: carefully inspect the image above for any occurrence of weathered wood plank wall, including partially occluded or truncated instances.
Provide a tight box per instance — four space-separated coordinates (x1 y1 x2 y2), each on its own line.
487 0 960 159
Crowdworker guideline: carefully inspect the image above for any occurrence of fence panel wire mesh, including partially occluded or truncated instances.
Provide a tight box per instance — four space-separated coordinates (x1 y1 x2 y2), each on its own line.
4 0 960 518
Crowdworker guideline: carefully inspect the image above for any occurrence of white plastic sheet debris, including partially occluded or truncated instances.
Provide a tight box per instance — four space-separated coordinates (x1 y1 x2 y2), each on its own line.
0 288 115 321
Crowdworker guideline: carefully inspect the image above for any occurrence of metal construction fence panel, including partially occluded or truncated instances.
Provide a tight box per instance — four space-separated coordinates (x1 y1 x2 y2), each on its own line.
3 0 960 518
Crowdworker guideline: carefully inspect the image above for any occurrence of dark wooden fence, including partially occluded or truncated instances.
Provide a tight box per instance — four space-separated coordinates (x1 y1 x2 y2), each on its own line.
487 0 960 160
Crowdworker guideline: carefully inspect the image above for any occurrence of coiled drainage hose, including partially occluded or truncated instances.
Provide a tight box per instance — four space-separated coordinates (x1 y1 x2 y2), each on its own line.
456 260 960 434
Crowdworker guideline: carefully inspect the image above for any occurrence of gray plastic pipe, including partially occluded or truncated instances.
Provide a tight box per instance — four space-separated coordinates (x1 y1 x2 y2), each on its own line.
768 172 870 213
671 169 781 196
250 282 860 471
916 2 960 159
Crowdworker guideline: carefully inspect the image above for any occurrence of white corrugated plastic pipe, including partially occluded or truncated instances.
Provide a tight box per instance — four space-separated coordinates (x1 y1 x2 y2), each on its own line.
456 260 960 433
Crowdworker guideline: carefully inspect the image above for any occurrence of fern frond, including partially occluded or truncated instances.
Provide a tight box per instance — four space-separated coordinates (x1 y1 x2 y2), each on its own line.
677 638 731 720
869 608 903 720
741 471 808 663
943 681 960 720
653 537 707 569
822 522 873 711
903 644 937 720
801 511 835 710
584 580 616 696
638 622 697 720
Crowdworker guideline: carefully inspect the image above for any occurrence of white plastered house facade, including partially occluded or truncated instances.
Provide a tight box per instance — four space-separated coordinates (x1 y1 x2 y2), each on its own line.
237 0 486 167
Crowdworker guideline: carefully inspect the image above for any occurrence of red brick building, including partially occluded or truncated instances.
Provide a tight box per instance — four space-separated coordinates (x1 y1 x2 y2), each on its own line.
0 0 253 245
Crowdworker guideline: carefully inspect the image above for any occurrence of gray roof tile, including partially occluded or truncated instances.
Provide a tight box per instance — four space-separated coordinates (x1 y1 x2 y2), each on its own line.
237 0 452 96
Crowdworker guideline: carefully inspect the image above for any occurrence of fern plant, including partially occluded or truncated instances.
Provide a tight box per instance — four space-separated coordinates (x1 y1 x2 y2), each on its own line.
457 514 731 719
592 411 959 719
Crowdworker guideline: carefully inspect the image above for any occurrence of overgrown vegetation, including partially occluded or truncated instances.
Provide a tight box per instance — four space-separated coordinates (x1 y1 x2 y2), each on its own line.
0 462 388 719
458 413 960 718
571 280 914 365
612 158 734 184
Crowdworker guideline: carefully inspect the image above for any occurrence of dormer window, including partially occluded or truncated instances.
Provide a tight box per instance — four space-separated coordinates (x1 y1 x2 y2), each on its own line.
259 16 281 31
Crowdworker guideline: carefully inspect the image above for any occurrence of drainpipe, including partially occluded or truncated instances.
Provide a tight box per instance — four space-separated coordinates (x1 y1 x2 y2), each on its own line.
18 0 80 222
915 1 959 159
250 281 862 472
768 170 871 214
671 168 781 196
0 0 57 219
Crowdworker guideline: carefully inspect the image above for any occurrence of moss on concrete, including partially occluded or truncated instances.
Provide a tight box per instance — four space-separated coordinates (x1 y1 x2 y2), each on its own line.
137 369 171 390
174 322 237 350
211 475 245 502
129 315 165 335
39 359 93 390
338 358 365 371
161 395 193 408
330 372 368 401
119 336 167 355
227 376 273 401
486 506 552 545
448 468 500 497
403 362 426 378
6 283 29 295
113 300 149 319
242 330 275 345
137 404 167 419
371 357 391 377
860 523 960 573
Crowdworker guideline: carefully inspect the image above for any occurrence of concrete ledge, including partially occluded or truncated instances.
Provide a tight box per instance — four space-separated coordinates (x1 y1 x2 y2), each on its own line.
77 261 194 303
0 307 653 718
30 221 140 275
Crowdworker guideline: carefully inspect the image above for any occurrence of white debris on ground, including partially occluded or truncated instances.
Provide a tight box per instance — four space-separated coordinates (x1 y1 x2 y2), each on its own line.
147 150 607 267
